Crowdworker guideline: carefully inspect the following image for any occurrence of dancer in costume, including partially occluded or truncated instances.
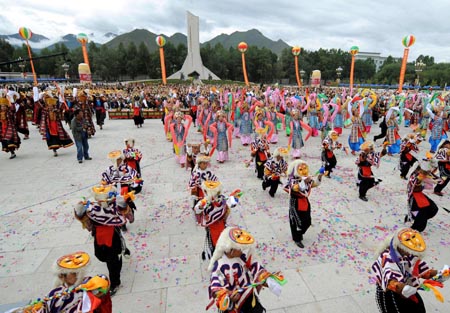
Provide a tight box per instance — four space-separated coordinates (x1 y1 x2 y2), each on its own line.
406 159 439 231
262 147 288 198
399 134 421 180
209 110 233 163
332 95 346 135
238 102 253 146
0 92 20 159
321 130 345 178
39 92 74 157
306 93 320 137
361 90 377 133
433 139 450 196
355 141 387 202
169 111 192 168
207 227 284 313
288 108 312 159
265 103 285 144
9 91 29 140
76 90 95 137
132 95 144 128
74 185 133 296
186 140 211 172
427 105 447 153
194 180 230 260
372 228 449 313
284 159 323 248
188 155 218 224
348 102 366 155
94 93 107 130
250 127 271 180
123 138 143 176
385 107 402 155
9 251 112 312
101 150 143 230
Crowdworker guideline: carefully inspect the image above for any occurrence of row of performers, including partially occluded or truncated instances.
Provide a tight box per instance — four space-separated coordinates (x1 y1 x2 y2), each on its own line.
181 132 450 313
9 140 144 312
161 93 447 168
0 86 108 159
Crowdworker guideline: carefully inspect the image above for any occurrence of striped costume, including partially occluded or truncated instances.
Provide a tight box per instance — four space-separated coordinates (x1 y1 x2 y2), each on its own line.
372 249 431 313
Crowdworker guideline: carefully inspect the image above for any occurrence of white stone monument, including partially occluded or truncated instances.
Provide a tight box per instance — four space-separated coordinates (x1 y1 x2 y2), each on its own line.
168 11 220 81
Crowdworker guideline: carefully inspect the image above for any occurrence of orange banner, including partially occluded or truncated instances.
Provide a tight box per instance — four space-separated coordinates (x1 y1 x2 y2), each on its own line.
349 55 355 95
294 56 302 87
81 44 90 70
26 40 37 86
159 47 167 85
241 53 249 86
398 48 409 92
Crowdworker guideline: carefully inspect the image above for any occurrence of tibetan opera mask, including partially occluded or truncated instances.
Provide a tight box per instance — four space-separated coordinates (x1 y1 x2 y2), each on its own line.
57 252 90 269
229 228 254 245
398 228 426 253
297 163 309 176
330 131 339 142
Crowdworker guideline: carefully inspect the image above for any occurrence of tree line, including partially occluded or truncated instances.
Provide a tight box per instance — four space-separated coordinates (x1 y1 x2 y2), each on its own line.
1 38 448 87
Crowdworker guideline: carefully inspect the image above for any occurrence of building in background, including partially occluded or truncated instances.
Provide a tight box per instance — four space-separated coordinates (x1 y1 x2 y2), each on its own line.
355 52 400 72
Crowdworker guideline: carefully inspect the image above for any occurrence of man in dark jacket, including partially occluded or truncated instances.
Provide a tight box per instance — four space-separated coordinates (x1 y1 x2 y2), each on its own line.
71 109 92 163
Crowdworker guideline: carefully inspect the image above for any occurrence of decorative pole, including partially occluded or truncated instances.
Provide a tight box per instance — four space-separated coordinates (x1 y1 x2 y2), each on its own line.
292 46 302 87
77 33 91 70
156 35 167 85
238 42 249 86
349 46 359 95
18 27 38 85
398 35 415 92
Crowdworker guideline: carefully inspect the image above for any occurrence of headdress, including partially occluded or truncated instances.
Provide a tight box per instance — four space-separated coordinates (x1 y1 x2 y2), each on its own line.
124 138 135 147
201 180 222 200
53 251 90 287
392 228 426 258
273 147 289 158
360 140 374 151
437 139 450 151
108 150 124 163
196 155 211 164
255 126 268 136
216 110 226 117
208 227 255 271
174 111 184 119
0 91 9 107
287 159 308 178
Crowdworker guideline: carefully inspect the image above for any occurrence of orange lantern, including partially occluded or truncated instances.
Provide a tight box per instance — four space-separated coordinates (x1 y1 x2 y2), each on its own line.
238 42 249 86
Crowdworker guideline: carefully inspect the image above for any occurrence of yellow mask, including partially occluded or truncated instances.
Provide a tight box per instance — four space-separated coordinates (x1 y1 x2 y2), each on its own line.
57 252 90 269
297 163 309 176
229 228 254 244
398 229 426 252
330 132 339 141
203 180 221 190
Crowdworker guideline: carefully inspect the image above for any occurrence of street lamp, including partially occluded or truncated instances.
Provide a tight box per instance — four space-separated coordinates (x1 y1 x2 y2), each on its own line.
414 60 425 87
299 69 305 85
62 62 70 80
336 66 343 84
18 57 25 78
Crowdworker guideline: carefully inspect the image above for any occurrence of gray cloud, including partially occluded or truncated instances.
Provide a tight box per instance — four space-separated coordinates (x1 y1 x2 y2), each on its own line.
1 0 449 62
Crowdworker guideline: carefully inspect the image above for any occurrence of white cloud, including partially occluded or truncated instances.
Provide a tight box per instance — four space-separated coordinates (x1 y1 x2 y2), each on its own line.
1 0 449 61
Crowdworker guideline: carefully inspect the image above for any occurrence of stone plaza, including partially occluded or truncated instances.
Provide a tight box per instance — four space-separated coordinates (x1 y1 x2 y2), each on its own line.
1 117 449 313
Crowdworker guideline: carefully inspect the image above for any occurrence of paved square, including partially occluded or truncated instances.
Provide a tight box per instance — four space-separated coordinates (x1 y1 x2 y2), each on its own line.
1 118 449 312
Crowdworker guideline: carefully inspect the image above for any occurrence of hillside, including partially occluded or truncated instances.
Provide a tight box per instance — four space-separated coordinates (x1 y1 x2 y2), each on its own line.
206 29 290 55
1 28 290 55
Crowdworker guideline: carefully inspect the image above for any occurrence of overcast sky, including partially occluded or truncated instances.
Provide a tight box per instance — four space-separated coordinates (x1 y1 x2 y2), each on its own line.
1 0 449 62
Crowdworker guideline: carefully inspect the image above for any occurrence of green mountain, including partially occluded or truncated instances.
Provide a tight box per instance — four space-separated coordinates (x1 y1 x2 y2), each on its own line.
206 29 290 55
103 28 290 55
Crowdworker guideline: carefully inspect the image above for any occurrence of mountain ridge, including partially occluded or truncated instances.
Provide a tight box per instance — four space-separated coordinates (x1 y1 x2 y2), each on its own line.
1 28 290 55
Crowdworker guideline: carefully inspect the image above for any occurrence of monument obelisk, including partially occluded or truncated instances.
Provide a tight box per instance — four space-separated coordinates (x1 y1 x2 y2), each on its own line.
168 11 220 81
